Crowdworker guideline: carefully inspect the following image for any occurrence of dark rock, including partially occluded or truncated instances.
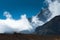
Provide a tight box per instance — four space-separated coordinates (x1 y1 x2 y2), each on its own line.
35 16 60 35
37 8 52 22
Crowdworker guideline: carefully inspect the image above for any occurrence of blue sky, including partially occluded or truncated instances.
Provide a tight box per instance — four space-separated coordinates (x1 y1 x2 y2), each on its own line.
0 0 45 19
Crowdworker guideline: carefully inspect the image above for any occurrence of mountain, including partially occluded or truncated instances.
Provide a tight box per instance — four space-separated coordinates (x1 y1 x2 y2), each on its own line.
34 0 60 35
37 8 52 22
35 16 60 35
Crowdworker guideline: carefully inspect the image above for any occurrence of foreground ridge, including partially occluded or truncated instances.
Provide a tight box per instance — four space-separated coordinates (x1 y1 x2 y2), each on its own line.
0 33 60 40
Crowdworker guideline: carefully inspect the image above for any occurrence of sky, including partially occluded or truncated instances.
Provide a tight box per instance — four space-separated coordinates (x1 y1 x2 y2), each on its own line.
0 0 45 19
0 0 46 34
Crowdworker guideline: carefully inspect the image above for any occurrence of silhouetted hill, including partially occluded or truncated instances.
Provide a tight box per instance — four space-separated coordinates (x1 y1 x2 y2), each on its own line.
35 16 60 35
0 33 60 40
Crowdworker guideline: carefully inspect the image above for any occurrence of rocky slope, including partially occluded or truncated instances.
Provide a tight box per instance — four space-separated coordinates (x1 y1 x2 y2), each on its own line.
35 16 60 35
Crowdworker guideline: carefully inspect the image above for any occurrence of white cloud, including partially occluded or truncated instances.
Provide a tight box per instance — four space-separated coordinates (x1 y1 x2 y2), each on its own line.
0 11 33 34
31 16 44 28
46 0 60 21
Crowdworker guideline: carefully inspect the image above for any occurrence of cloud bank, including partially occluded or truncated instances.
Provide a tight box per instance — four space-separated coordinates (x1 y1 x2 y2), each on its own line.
0 11 33 34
